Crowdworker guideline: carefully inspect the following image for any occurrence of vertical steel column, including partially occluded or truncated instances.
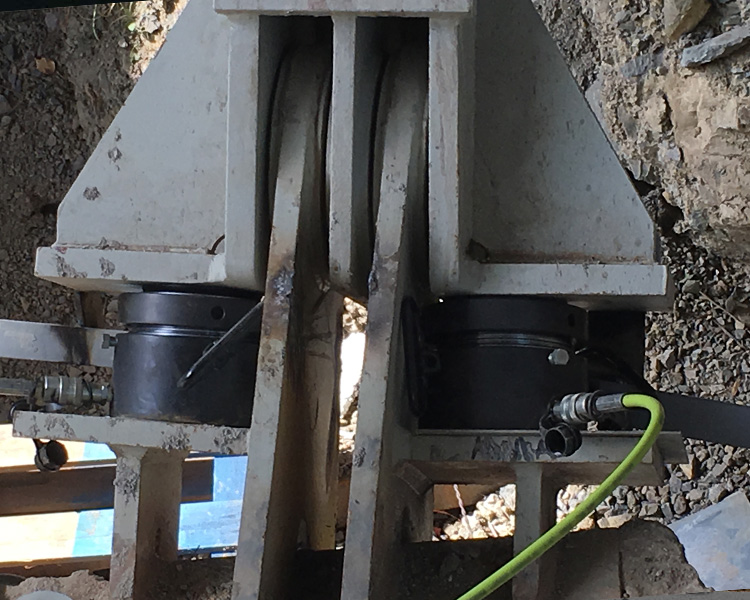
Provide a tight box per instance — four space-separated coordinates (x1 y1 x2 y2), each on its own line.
232 42 340 600
340 45 430 600
109 447 188 600
512 464 559 600
12 412 250 600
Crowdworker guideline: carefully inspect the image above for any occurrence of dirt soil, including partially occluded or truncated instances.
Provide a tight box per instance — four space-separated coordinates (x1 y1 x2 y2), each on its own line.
3 570 108 600
2 521 701 600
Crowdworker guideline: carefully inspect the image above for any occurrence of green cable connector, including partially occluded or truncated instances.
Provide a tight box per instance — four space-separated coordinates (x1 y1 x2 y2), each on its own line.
455 393 665 600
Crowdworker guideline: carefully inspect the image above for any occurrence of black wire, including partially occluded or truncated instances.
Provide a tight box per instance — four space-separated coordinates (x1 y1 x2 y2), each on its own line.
576 346 658 395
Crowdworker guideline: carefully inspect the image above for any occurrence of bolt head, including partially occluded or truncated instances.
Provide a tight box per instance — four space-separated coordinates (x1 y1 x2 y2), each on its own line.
101 333 118 349
548 348 570 366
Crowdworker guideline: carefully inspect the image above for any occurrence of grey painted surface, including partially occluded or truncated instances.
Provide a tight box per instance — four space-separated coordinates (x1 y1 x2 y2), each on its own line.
671 491 750 592
471 0 656 265
36 0 267 292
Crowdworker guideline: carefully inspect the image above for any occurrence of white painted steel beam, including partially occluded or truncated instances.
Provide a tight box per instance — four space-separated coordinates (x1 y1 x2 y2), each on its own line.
411 431 687 467
428 15 475 292
455 263 674 311
341 45 432 600
215 0 473 16
231 43 341 599
328 17 385 298
109 447 186 600
427 0 671 309
13 412 248 455
36 0 268 293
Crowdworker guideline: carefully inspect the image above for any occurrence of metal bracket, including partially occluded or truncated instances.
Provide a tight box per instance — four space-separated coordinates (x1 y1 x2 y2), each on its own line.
12 411 248 600
0 320 117 367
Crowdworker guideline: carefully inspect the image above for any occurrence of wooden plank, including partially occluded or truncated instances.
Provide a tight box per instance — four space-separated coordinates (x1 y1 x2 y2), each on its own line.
0 457 214 517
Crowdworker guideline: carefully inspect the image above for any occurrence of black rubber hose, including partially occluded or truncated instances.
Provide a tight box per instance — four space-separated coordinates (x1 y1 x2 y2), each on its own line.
632 392 750 449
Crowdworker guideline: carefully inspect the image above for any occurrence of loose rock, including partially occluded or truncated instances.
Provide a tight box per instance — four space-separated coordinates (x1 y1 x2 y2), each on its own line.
664 0 711 40
709 484 729 504
683 279 702 295
681 25 750 67
598 513 633 528
621 52 663 78
674 494 688 515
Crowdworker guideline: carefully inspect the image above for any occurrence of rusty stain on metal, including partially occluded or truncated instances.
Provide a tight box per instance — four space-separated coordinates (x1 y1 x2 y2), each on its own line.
83 186 101 201
162 430 190 451
96 238 128 251
475 247 654 266
100 257 116 277
55 255 87 279
48 322 94 365
472 435 555 462
368 267 379 296
110 532 137 600
42 414 78 440
113 463 139 502
213 427 246 455
108 147 123 163
271 264 294 304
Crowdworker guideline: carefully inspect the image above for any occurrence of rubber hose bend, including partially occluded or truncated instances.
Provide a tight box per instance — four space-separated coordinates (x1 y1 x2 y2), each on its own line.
455 393 665 600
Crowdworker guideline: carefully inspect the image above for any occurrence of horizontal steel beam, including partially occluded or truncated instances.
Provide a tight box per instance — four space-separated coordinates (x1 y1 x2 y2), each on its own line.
214 0 473 16
408 431 686 486
0 378 34 398
0 457 213 517
13 412 249 455
453 263 674 312
413 430 686 464
0 320 117 367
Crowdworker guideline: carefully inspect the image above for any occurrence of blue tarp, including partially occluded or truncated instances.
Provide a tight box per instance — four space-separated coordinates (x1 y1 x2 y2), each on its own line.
72 443 247 556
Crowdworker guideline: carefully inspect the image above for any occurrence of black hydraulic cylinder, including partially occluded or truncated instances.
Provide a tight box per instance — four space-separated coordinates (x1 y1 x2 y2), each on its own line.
112 291 261 427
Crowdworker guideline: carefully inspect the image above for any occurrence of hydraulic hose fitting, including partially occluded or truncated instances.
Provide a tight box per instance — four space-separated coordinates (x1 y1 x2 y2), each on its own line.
456 394 665 600
552 391 626 426
34 376 111 410
541 391 628 457
539 412 583 457
33 439 68 472
543 423 582 457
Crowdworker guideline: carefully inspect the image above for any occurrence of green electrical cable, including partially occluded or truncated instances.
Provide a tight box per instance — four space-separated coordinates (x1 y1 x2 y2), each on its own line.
455 393 665 600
